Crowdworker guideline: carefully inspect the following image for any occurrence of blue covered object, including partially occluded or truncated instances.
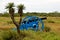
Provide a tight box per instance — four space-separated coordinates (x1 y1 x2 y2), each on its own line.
19 16 45 31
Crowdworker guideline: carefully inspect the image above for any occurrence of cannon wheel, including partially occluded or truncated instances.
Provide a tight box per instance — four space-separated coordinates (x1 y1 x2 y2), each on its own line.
38 18 44 31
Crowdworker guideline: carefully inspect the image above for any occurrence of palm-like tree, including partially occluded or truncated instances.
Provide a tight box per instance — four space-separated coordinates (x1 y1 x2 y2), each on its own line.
5 3 19 34
17 4 25 34
6 3 14 16
17 4 25 25
5 3 25 34
17 4 25 17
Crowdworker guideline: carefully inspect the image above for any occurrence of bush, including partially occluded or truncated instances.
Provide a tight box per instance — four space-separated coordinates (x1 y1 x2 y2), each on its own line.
44 27 51 32
48 20 55 23
7 21 13 24
0 30 28 40
0 30 19 40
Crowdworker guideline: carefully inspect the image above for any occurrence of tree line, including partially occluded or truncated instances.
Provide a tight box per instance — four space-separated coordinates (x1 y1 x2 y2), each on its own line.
0 12 60 17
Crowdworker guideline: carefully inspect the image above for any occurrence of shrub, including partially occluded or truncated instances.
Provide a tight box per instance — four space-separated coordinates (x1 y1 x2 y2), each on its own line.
48 20 55 23
0 30 19 40
44 27 51 32
7 21 13 24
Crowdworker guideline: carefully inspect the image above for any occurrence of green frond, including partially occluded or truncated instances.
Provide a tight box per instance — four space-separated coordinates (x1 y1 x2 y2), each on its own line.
5 3 15 9
17 4 25 10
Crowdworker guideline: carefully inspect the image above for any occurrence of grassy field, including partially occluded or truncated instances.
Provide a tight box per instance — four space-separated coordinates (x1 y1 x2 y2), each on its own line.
0 17 60 40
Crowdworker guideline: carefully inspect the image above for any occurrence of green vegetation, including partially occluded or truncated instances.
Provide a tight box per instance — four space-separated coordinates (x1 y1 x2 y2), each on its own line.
44 26 51 32
48 20 55 23
0 30 60 40
0 11 60 17
7 21 13 24
0 17 60 40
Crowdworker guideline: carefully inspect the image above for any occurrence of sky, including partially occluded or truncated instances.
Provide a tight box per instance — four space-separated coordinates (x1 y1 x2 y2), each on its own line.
0 0 60 13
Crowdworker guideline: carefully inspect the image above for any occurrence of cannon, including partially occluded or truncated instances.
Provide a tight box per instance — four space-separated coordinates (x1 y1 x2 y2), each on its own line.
19 16 47 31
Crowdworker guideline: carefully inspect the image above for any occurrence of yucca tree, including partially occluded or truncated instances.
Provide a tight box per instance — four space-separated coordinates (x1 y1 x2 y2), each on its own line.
17 4 25 17
5 3 19 34
6 3 25 34
6 3 14 17
17 4 25 33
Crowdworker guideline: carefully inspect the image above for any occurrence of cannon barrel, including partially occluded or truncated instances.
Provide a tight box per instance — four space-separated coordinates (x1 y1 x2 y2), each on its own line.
41 17 47 20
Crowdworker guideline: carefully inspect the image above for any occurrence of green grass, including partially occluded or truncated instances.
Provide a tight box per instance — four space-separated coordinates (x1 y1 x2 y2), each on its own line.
0 17 60 40
0 30 60 40
23 30 60 40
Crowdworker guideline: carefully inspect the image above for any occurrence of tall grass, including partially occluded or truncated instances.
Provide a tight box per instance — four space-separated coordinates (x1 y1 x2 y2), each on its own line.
0 30 60 40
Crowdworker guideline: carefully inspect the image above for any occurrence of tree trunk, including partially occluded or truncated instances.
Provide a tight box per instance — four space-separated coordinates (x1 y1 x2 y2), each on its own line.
10 14 20 34
16 26 20 34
